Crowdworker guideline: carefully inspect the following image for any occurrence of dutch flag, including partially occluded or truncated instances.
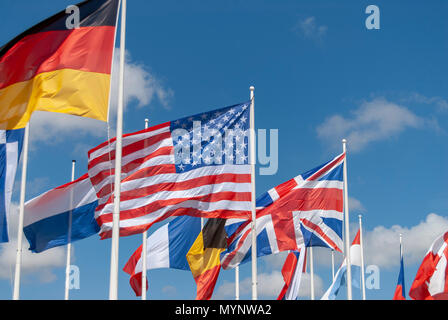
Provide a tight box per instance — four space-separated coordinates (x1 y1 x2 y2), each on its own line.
23 173 99 253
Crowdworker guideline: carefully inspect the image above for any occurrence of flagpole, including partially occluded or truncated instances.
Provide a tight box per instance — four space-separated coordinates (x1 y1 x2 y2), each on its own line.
141 119 149 301
64 160 76 300
309 247 315 300
399 234 403 261
12 123 30 300
342 139 352 300
358 215 366 300
109 0 126 300
235 266 240 300
331 249 335 281
249 86 257 300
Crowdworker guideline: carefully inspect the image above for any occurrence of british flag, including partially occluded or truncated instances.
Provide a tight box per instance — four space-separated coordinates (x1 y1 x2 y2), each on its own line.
87 101 253 239
221 153 345 269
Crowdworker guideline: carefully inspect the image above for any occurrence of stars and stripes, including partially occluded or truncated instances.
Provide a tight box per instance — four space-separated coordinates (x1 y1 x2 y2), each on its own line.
221 153 345 269
88 102 252 239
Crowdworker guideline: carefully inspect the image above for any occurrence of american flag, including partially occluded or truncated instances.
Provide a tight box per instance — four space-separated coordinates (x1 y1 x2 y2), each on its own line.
221 153 345 269
87 102 252 239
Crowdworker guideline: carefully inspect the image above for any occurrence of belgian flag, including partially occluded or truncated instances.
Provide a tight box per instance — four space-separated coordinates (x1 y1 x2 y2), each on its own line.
0 0 119 130
186 218 228 300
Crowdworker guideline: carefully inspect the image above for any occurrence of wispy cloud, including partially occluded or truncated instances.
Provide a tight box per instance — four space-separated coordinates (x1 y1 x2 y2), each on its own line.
405 93 448 112
293 16 327 42
317 98 424 152
0 203 66 284
349 196 366 213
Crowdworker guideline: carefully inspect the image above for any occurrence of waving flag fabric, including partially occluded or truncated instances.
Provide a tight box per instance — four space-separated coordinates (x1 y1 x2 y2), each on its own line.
0 129 24 242
23 173 99 253
277 247 306 300
393 242 406 300
187 218 228 300
0 0 119 130
409 231 448 300
321 230 362 300
221 153 345 269
88 102 252 239
123 216 201 297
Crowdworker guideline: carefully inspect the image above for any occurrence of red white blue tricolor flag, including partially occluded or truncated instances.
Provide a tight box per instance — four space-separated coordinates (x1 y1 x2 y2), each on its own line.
277 246 306 300
221 153 345 269
88 102 252 239
23 173 99 252
393 241 406 300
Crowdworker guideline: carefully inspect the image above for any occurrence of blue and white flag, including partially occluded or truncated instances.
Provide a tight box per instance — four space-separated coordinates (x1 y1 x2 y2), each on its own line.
23 173 100 253
0 128 24 243
321 230 362 300
123 215 201 296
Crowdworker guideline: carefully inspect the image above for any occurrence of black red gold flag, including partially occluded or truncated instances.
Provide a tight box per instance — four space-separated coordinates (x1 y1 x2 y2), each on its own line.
0 0 120 130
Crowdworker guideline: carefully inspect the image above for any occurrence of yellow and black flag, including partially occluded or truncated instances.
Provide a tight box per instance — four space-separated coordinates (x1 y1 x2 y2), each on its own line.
0 0 120 130
186 218 228 300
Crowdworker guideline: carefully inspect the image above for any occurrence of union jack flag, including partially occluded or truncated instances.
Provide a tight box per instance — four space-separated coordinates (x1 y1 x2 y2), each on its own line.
87 101 252 239
221 153 345 269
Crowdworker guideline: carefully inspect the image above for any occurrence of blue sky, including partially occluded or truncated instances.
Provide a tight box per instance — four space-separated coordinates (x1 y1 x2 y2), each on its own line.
0 0 447 300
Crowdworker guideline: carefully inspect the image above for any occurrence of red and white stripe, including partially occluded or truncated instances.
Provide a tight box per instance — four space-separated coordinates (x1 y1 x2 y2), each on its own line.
88 122 252 239
409 231 448 300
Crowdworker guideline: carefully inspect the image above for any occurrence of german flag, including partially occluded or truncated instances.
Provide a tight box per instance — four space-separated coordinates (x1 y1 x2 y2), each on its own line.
186 218 228 300
0 0 119 130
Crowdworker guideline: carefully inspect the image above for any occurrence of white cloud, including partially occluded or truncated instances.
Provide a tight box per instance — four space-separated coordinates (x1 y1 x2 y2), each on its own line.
0 203 66 284
294 16 327 42
109 49 173 116
28 49 173 144
317 98 424 152
406 93 448 111
363 213 448 269
349 196 366 213
161 285 178 297
214 270 323 299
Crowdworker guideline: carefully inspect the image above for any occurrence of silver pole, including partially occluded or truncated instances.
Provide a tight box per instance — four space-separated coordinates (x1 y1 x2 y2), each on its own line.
342 139 352 300
109 0 126 300
358 215 366 300
249 86 257 300
64 160 76 300
12 123 30 300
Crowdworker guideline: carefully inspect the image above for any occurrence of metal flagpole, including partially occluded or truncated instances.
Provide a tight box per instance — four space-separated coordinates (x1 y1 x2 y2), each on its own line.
141 119 149 301
235 266 239 300
109 0 126 300
358 215 366 300
64 160 76 300
331 250 335 281
309 247 315 300
12 123 30 300
342 139 352 300
249 86 257 300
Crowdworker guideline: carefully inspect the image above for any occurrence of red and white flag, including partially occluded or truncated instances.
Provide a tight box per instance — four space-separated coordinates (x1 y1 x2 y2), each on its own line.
409 231 448 300
88 102 252 239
